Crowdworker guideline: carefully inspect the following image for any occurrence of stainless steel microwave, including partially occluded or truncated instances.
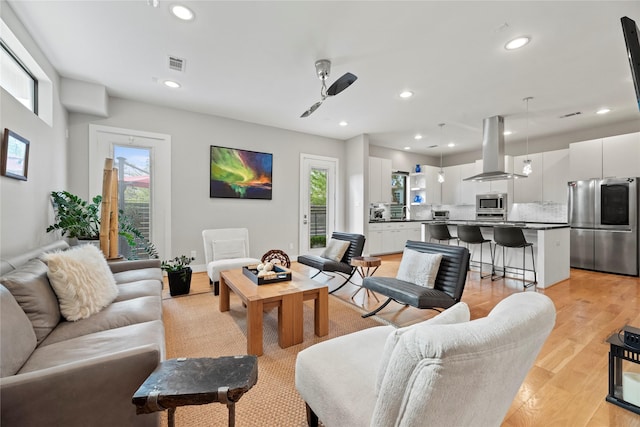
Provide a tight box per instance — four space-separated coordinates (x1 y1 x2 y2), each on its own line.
476 193 508 221
476 193 507 211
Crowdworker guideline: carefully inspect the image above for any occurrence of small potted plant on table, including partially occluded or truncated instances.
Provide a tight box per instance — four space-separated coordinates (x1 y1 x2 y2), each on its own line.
162 255 195 296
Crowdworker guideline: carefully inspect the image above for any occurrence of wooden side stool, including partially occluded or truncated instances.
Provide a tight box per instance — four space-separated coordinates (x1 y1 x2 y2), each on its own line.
350 256 381 302
132 356 258 427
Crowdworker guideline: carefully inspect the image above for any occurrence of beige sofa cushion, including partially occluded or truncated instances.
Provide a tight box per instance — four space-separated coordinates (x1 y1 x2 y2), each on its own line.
44 245 119 321
18 320 165 374
38 296 162 347
0 285 37 376
0 259 61 343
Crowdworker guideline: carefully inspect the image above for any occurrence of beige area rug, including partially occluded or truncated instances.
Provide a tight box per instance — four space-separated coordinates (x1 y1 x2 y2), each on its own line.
161 289 386 426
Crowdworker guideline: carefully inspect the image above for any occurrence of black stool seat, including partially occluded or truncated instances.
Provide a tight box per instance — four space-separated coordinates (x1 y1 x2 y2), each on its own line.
494 226 532 248
457 225 493 279
457 225 490 244
492 227 537 289
428 223 458 245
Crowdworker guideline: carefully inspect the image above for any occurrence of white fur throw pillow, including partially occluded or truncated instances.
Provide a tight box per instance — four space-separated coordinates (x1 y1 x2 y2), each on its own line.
43 244 118 321
396 249 443 289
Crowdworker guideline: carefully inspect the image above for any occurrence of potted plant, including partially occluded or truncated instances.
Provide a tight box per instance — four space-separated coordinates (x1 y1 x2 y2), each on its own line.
161 255 195 296
46 191 101 244
47 190 158 259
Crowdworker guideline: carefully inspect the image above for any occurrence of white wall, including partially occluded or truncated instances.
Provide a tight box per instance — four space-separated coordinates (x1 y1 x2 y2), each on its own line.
369 145 435 170
68 97 346 266
345 134 368 234
0 3 68 257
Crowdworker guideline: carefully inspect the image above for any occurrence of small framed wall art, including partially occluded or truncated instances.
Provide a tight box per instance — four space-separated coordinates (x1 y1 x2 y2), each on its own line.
1 128 30 181
210 145 272 199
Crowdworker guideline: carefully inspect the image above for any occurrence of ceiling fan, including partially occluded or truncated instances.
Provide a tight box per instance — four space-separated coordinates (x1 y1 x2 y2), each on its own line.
300 59 357 118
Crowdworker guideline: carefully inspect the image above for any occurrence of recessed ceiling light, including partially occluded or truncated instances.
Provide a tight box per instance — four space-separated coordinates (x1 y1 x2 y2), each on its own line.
596 108 611 115
171 4 195 21
414 134 422 140
339 121 348 126
163 80 181 88
503 130 513 136
404 146 411 150
399 91 413 99
505 36 530 50
448 143 455 148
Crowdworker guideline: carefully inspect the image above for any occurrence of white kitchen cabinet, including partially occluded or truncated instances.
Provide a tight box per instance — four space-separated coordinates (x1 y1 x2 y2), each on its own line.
473 160 491 194
569 138 602 180
369 157 392 203
459 163 477 205
542 149 569 203
490 156 514 194
367 222 422 255
404 222 422 242
602 132 640 178
513 153 543 203
366 223 384 255
441 165 462 205
385 223 404 252
423 165 442 205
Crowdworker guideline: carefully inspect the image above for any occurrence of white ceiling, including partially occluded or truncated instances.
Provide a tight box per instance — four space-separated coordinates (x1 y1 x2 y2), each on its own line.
7 1 640 155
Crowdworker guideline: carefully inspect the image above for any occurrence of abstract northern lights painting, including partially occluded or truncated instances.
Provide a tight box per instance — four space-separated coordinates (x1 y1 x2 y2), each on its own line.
210 146 273 199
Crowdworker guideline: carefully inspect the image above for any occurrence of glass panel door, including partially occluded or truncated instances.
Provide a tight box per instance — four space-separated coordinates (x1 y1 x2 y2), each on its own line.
309 168 328 248
299 155 337 255
114 146 152 259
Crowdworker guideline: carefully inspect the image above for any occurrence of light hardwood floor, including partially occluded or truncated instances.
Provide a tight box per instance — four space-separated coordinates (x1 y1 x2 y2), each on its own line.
181 256 640 426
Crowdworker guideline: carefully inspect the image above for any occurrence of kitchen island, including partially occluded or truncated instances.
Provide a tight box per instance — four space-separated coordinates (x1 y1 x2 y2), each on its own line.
421 221 570 289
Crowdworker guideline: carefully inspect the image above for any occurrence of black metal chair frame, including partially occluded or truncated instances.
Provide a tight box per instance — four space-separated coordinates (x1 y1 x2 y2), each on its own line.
297 232 366 294
361 241 470 318
491 227 537 289
456 225 494 279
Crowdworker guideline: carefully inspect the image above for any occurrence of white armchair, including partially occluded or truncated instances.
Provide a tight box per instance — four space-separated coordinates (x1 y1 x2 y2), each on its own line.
295 292 556 427
202 228 260 295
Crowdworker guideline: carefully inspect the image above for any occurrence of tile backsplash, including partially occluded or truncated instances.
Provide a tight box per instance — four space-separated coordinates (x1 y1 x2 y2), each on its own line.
410 202 567 223
509 202 567 223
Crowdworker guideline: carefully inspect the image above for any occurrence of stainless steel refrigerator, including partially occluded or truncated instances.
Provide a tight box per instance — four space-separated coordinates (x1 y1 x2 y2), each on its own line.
568 177 639 276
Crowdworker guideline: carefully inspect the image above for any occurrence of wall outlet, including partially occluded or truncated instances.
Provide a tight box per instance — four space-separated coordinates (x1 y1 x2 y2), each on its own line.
289 243 294 250
190 250 197 259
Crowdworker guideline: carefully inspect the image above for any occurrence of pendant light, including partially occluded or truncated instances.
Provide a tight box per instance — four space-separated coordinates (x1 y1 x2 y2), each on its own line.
437 123 445 183
522 97 533 176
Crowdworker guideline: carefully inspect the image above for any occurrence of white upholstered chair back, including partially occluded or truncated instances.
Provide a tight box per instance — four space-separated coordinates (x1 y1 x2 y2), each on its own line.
372 292 556 427
295 293 556 427
202 228 251 265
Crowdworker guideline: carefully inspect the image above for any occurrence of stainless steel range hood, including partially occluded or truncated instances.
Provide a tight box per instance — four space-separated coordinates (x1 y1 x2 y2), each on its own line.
463 115 527 182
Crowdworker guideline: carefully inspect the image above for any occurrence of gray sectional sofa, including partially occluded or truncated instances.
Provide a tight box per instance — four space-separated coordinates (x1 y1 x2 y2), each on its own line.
0 241 165 427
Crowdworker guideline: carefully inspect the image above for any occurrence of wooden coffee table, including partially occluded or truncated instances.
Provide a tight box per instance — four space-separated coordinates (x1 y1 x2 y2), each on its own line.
219 269 328 356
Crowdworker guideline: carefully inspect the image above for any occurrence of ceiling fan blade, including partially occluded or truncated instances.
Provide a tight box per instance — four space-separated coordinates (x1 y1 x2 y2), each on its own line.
300 101 323 118
326 72 357 97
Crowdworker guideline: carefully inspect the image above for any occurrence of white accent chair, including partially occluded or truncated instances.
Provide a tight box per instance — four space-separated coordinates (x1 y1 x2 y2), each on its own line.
202 228 260 295
295 292 556 427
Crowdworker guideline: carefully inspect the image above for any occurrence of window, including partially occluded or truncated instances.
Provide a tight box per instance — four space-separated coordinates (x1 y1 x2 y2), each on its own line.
1 40 37 113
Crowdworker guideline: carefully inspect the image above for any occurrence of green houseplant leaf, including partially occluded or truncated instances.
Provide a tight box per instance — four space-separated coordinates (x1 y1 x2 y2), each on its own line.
47 190 159 259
